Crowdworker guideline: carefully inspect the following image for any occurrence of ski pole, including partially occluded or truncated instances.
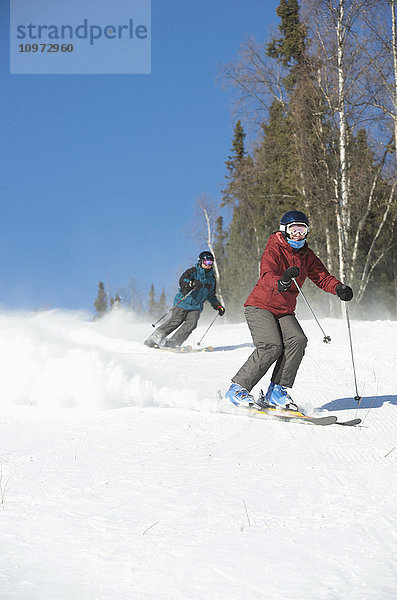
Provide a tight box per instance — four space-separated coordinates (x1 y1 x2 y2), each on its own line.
197 313 219 346
291 277 331 343
344 303 361 402
151 290 193 328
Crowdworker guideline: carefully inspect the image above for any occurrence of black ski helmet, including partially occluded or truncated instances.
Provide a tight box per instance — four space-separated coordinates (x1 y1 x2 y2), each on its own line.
280 210 309 234
198 251 214 262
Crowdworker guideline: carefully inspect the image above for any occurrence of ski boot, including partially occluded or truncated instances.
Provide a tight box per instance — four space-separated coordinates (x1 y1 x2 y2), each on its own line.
225 383 254 407
144 339 159 349
163 339 180 348
265 381 275 404
267 383 298 411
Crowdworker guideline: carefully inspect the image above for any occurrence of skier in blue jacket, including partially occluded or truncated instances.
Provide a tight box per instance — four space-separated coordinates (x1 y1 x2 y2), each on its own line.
144 251 225 348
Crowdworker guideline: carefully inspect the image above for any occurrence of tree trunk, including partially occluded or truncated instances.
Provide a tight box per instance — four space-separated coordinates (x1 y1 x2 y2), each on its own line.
391 0 397 166
202 208 225 306
335 0 351 281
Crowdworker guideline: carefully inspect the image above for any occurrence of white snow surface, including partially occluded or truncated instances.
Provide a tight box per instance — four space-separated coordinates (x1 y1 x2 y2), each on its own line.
0 308 396 600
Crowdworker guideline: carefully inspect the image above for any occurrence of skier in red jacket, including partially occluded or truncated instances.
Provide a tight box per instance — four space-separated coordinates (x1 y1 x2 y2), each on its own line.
225 210 353 409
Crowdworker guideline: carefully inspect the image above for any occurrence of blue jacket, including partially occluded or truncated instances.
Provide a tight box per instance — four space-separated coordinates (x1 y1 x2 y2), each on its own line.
173 262 220 312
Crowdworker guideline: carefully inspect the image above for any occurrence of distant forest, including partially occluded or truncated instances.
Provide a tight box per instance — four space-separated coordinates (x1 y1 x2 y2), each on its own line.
96 1 397 320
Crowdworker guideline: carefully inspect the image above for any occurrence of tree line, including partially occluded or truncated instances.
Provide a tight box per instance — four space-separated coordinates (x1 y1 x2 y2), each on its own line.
95 1 397 321
211 0 397 319
94 280 166 320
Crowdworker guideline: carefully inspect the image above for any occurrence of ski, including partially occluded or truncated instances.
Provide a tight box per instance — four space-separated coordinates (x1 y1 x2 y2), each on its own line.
334 418 362 427
180 345 214 353
247 404 337 426
156 345 214 354
247 393 362 427
243 405 362 426
247 405 361 426
218 390 362 427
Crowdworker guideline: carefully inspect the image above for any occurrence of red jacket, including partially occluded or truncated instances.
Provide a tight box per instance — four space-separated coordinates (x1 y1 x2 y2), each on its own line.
245 232 341 317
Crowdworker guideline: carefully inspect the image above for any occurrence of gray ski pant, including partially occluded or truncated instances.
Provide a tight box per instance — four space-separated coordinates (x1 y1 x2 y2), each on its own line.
232 306 308 392
146 306 201 346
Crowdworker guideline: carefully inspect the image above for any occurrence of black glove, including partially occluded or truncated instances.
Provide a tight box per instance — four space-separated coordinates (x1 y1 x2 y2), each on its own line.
281 266 300 282
278 266 300 291
335 283 353 301
217 305 225 316
189 279 202 290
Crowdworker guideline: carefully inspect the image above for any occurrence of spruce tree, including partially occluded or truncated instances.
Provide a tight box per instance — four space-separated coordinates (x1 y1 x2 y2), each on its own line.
266 0 306 69
225 121 246 175
222 120 247 206
158 288 166 316
148 284 156 317
110 293 122 309
221 122 261 317
265 0 335 261
94 282 108 317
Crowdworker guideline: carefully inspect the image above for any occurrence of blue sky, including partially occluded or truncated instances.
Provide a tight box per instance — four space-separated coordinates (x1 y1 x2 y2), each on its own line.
0 0 280 311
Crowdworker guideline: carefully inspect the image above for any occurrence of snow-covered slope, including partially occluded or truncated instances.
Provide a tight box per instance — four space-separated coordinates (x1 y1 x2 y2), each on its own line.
0 309 396 599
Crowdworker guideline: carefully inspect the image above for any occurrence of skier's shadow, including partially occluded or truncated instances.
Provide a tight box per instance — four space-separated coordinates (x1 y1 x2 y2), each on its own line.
211 343 254 352
320 395 397 412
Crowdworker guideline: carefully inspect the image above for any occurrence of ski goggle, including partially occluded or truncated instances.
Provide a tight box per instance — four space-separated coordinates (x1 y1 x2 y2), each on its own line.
286 223 308 236
202 258 213 266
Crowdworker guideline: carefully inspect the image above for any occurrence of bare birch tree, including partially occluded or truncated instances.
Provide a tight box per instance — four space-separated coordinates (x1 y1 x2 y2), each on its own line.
191 194 225 306
304 0 396 301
